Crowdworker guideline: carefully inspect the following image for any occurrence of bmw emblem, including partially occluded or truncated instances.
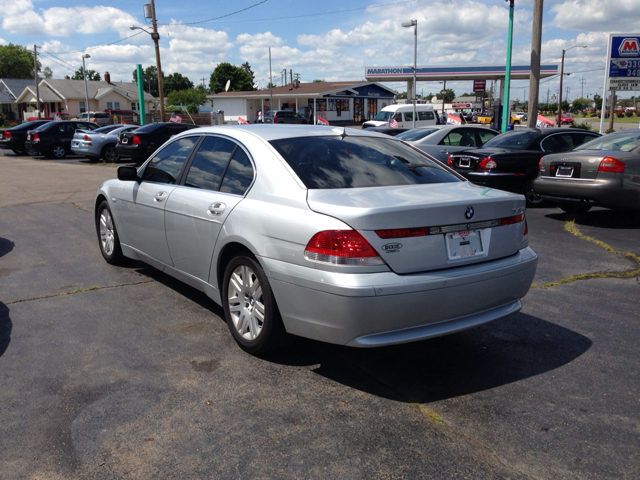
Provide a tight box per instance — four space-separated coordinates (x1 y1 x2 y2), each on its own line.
465 206 474 220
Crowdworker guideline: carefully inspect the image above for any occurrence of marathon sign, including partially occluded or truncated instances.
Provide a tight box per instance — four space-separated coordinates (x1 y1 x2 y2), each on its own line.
366 68 411 76
606 34 640 84
607 78 640 91
615 37 640 57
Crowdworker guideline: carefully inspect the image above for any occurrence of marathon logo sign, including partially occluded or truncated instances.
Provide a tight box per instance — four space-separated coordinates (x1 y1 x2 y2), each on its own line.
366 68 408 75
618 38 640 57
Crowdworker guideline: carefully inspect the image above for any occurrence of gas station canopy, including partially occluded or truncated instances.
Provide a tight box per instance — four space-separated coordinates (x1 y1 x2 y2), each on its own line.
364 64 559 82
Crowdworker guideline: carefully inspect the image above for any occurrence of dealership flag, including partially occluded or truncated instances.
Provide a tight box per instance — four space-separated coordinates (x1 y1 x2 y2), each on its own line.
237 117 249 124
317 117 330 126
536 114 554 128
170 113 182 123
447 113 462 125
388 118 398 128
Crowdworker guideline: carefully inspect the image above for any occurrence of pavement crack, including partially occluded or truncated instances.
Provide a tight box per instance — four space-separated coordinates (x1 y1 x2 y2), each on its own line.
4 280 154 306
532 220 640 289
71 202 93 213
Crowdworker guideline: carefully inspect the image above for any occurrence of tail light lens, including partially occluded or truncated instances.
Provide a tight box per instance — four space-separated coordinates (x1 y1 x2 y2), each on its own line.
117 136 120 143
33 134 40 142
273 115 278 124
447 155 453 166
376 227 429 239
524 218 528 237
478 157 497 169
83 135 91 141
4 131 12 139
538 157 545 171
598 156 626 173
92 118 97 123
500 213 525 226
132 136 142 145
304 230 384 266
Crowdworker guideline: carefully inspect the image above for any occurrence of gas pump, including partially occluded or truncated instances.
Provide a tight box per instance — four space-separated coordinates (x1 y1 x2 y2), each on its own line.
490 105 502 131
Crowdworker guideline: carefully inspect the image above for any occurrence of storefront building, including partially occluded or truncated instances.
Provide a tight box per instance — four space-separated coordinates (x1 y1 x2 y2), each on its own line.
207 81 397 124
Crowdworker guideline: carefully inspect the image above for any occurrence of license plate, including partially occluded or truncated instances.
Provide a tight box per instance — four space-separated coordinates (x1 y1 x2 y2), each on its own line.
121 137 128 144
556 166 574 177
458 157 471 167
445 230 484 260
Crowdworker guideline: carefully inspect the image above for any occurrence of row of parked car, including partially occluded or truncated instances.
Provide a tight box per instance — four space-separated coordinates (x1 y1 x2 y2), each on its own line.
0 120 197 164
371 123 639 212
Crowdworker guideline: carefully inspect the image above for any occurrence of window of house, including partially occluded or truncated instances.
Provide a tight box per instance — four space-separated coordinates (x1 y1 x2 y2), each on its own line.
107 102 113 109
79 101 86 113
114 102 120 109
131 102 139 111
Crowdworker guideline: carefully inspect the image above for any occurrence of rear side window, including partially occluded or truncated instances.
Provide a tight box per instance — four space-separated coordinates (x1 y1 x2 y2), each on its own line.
270 135 460 189
184 136 237 191
404 112 414 121
477 129 498 145
541 133 575 153
418 111 435 121
141 136 199 184
441 131 477 147
396 128 438 141
220 148 254 195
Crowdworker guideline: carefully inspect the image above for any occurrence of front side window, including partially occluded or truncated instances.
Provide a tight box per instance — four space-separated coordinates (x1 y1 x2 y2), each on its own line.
373 111 393 122
270 135 460 189
396 128 438 142
404 111 414 122
220 148 254 195
141 136 199 184
184 136 237 191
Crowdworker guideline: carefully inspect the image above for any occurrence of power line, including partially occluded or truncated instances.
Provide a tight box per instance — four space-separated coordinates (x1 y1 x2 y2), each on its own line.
63 30 146 54
39 53 78 73
158 0 269 26
40 48 79 71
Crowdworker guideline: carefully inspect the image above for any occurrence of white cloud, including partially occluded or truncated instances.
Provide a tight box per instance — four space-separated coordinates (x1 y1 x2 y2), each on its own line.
0 37 6 45
551 0 640 32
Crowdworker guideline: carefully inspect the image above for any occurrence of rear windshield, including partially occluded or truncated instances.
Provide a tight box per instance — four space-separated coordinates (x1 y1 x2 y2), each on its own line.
133 123 163 133
396 128 439 141
482 130 540 150
574 131 640 152
270 135 461 189
94 125 119 133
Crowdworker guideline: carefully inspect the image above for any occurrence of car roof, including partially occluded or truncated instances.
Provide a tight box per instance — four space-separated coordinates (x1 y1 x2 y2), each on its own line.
173 124 392 142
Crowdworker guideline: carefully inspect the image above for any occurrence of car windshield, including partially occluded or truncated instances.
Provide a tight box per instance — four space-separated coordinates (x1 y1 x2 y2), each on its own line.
270 135 461 189
373 111 393 122
396 128 439 141
482 131 540 150
574 131 640 152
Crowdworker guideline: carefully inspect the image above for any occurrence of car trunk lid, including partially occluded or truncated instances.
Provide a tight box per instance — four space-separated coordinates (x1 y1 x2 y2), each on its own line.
307 182 528 274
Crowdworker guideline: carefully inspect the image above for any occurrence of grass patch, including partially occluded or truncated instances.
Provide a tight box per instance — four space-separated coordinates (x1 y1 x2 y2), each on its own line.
410 401 444 423
532 220 640 289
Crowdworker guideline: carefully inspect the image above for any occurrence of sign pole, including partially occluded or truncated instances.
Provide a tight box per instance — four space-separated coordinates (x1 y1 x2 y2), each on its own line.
501 0 515 133
599 34 612 134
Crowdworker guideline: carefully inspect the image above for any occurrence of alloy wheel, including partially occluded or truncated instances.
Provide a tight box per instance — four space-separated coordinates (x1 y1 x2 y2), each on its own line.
52 145 65 158
227 264 265 341
104 146 119 163
99 208 115 256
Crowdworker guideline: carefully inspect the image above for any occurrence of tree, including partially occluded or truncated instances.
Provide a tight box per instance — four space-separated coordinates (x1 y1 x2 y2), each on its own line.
166 88 207 107
594 95 602 110
163 72 194 96
241 62 255 85
571 97 590 111
133 66 161 97
266 82 278 89
72 67 101 81
312 79 325 83
0 43 40 79
42 66 53 78
209 62 255 93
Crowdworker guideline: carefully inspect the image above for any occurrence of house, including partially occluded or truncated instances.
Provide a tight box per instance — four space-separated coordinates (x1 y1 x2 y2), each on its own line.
208 81 397 124
14 72 159 120
0 79 36 121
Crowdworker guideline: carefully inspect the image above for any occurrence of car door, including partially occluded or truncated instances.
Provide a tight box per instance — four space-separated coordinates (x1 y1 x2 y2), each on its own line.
164 136 255 282
436 128 480 162
118 136 200 265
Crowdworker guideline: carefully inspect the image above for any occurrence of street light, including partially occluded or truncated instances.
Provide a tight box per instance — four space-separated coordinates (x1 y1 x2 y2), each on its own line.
131 20 165 122
557 44 587 127
402 19 417 129
82 54 91 115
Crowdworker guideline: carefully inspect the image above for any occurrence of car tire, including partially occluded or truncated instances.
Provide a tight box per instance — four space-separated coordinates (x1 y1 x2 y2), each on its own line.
96 200 125 265
50 144 67 159
25 144 38 156
223 255 287 355
102 144 119 163
11 149 24 155
524 177 546 208
559 203 592 215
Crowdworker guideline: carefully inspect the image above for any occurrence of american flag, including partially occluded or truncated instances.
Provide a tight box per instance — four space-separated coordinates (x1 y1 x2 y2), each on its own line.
170 113 182 123
389 118 398 128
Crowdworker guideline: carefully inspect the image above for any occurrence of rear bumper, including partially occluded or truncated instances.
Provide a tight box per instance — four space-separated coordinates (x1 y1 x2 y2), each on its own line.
71 140 101 157
262 246 538 347
533 175 640 209
0 139 22 150
115 144 149 162
23 141 48 155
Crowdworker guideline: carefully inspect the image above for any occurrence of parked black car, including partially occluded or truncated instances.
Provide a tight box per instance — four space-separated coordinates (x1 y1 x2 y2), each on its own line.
116 122 198 165
364 127 408 136
447 128 601 206
24 121 100 158
265 110 309 124
0 120 51 155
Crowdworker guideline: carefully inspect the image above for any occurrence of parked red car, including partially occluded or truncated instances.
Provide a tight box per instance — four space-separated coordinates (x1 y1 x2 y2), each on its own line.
555 113 574 125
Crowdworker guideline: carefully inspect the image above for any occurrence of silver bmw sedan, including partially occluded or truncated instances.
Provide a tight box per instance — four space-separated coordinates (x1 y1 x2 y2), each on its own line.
95 125 537 355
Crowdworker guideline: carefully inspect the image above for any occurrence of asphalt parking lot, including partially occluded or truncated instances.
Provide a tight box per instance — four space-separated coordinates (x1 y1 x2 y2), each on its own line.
1 152 639 479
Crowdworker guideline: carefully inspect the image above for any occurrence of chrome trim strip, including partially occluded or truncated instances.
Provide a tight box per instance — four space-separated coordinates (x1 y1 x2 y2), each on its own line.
540 176 597 182
430 219 500 234
467 172 521 176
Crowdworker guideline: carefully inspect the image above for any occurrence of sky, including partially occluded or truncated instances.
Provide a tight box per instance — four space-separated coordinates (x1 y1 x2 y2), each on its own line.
1 0 639 102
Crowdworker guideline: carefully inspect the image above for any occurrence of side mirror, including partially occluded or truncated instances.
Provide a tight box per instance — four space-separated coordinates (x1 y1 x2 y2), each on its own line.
117 165 139 182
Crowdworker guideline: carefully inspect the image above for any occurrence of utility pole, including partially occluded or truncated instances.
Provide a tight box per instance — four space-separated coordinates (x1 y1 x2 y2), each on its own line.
546 87 550 105
527 0 543 128
580 77 586 99
565 85 570 103
33 44 41 119
150 0 165 122
201 77 207 90
289 69 293 87
608 91 616 131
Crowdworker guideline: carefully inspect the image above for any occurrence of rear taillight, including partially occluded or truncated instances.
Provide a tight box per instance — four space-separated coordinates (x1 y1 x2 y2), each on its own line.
116 137 120 143
500 213 525 226
4 131 11 139
376 227 429 239
447 155 453 166
478 157 497 169
93 118 97 123
598 156 626 173
538 157 545 171
132 136 141 145
83 135 91 141
273 115 278 124
304 230 384 266
33 134 40 142
524 218 528 236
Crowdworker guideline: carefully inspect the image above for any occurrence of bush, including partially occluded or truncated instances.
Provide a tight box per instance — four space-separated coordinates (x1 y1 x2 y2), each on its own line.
571 121 592 131
604 127 615 134
186 104 199 114
625 111 634 117
616 112 625 118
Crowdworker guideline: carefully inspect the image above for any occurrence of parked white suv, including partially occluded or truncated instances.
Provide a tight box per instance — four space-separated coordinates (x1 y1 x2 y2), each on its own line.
74 112 110 126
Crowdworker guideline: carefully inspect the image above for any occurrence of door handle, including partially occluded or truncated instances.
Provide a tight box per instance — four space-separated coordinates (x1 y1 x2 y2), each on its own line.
208 202 226 216
154 191 168 202
440 149 449 154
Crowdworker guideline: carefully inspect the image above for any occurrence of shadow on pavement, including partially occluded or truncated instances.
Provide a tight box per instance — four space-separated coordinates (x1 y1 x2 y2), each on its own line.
0 302 12 357
545 208 640 229
263 312 592 404
0 237 14 258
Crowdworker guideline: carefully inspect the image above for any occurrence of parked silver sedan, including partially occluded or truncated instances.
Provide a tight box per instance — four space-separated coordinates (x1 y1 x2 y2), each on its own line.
396 125 500 163
534 129 640 213
95 125 537 354
72 125 139 162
